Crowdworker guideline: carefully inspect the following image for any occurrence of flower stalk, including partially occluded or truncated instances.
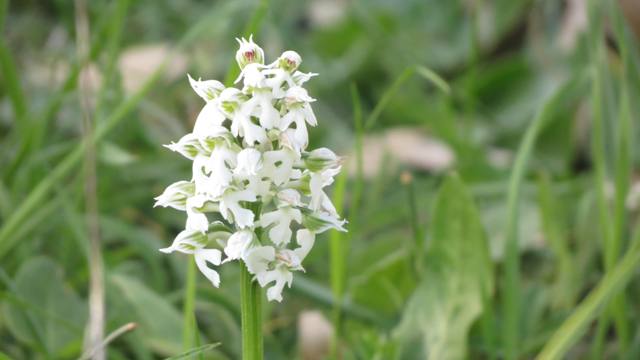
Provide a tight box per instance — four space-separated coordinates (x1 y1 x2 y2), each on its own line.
240 262 263 360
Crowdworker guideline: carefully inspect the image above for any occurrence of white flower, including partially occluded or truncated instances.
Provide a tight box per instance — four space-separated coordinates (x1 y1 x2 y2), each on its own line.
193 102 227 140
244 91 280 129
224 229 254 261
185 195 210 233
292 229 315 261
261 149 295 186
219 188 257 228
283 86 317 127
235 148 263 177
256 265 293 302
309 166 340 212
276 189 302 207
159 229 224 287
235 35 264 69
259 207 302 246
157 36 345 300
245 246 275 274
219 88 268 145
292 71 318 86
235 62 267 89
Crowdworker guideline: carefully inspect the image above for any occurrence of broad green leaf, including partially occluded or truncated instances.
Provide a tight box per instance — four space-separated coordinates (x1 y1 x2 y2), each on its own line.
394 174 492 360
2 256 86 357
110 274 183 355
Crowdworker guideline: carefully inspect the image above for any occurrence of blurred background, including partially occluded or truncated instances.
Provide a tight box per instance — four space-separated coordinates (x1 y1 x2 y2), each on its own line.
1 0 640 359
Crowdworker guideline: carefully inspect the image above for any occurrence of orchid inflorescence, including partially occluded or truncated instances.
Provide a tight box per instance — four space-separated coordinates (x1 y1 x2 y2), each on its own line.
154 36 346 302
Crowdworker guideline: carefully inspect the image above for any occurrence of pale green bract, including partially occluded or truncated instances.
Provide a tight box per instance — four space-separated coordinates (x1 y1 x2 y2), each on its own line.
154 36 346 302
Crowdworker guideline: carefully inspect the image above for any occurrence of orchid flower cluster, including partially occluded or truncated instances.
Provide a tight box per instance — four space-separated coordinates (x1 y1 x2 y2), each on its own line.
155 36 346 302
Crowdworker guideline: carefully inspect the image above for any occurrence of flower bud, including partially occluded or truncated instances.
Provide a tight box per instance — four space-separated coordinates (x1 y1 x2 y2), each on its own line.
235 35 264 69
302 148 340 172
164 133 208 159
277 50 302 72
154 181 195 210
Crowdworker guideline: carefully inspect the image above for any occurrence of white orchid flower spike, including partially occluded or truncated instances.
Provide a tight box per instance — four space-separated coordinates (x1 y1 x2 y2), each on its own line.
155 35 346 301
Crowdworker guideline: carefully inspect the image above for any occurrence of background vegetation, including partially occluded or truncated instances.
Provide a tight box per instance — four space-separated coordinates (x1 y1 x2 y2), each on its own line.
1 0 640 359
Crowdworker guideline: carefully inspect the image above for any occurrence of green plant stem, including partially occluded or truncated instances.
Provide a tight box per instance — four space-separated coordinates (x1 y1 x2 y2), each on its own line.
182 259 198 350
240 262 262 360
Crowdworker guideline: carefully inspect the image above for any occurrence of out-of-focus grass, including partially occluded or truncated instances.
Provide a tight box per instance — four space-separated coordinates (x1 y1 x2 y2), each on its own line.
1 0 640 359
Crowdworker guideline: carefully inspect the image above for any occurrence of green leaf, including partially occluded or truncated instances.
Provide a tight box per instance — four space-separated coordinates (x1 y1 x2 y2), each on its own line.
110 274 184 355
1 256 86 357
394 174 492 360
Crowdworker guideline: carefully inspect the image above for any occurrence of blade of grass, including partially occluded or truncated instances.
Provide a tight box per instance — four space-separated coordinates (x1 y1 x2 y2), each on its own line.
415 65 451 95
364 67 413 131
351 83 364 213
400 171 425 277
0 0 28 138
364 65 449 130
94 0 130 116
537 173 576 309
587 0 629 354
502 75 585 359
608 1 634 352
328 83 361 357
329 169 348 358
537 226 640 360
0 4 236 258
164 343 221 360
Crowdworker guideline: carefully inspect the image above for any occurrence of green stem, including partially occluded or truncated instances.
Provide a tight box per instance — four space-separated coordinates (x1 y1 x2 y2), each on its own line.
240 262 263 360
182 259 198 350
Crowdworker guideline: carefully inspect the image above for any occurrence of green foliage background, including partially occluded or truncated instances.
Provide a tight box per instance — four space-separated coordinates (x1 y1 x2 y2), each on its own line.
1 0 640 359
